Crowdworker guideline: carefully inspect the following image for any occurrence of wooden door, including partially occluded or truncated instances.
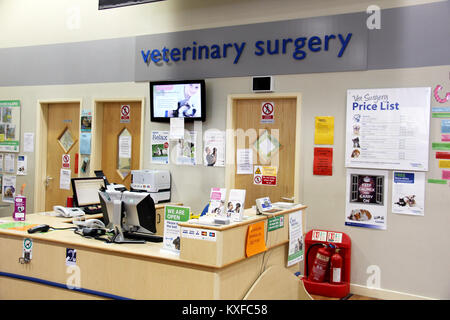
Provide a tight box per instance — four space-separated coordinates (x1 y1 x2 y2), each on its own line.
45 103 80 211
232 97 297 207
101 101 141 189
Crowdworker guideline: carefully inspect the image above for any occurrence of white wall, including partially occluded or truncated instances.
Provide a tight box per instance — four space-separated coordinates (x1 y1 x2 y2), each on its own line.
0 0 449 300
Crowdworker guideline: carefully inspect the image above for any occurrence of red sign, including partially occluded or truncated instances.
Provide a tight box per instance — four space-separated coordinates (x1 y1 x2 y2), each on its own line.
436 152 450 159
313 147 333 176
261 102 274 123
120 105 130 123
62 154 70 168
262 176 277 185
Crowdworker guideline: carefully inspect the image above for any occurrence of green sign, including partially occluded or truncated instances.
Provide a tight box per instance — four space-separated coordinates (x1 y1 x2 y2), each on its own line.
268 216 284 231
432 142 450 151
432 113 450 118
427 179 448 185
0 100 20 108
165 205 190 222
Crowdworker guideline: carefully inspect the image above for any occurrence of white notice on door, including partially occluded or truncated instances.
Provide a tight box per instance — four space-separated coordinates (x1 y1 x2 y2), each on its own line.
236 149 253 174
118 135 132 159
60 169 71 190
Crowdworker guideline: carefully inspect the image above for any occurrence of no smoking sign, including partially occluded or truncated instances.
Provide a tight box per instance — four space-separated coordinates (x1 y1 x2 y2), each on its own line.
120 105 131 123
62 154 70 168
261 101 274 124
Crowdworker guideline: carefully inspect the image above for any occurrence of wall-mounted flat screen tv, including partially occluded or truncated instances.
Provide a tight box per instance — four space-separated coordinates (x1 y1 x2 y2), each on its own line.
99 0 165 10
150 80 206 122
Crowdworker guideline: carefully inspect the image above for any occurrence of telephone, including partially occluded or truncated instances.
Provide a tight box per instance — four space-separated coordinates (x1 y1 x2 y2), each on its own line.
53 206 85 218
255 197 281 214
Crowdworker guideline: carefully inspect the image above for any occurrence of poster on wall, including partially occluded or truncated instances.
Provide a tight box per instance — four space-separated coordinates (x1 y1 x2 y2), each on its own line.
2 175 16 203
345 168 388 230
0 100 21 153
392 171 425 216
203 130 225 167
175 131 197 165
151 131 169 164
287 210 304 267
345 88 431 171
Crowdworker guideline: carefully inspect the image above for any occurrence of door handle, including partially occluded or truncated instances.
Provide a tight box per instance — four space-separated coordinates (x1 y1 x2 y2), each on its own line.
157 213 161 224
45 176 53 187
281 196 295 202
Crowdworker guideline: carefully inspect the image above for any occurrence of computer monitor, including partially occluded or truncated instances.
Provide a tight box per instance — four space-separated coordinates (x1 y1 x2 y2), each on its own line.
71 177 106 208
121 191 157 234
94 170 110 186
98 189 123 228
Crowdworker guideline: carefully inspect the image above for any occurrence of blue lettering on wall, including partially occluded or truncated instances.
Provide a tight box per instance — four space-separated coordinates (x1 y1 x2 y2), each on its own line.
140 32 353 65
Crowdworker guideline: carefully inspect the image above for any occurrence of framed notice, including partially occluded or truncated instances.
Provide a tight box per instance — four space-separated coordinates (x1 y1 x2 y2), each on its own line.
0 100 21 152
345 88 431 171
345 168 388 230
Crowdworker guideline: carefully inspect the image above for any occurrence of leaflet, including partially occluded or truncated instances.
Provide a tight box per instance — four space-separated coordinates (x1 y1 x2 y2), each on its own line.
392 171 425 216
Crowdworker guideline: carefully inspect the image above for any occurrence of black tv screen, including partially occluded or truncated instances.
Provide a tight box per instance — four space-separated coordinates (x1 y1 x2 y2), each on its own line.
150 80 206 122
99 0 164 10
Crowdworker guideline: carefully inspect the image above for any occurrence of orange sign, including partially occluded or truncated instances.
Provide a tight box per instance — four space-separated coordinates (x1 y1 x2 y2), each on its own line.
245 221 267 257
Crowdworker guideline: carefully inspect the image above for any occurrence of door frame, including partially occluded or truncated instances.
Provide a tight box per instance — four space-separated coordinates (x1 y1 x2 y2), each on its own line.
35 99 83 212
91 98 145 179
225 93 302 203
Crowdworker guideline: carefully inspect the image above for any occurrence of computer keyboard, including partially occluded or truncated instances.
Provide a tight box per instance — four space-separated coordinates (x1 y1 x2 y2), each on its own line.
123 231 163 243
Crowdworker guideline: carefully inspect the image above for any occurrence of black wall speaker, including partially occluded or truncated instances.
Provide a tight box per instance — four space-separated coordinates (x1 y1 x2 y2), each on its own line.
252 76 273 92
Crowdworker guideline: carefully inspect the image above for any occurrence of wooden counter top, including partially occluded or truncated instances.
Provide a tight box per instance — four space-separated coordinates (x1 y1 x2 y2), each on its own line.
179 204 307 231
0 204 307 269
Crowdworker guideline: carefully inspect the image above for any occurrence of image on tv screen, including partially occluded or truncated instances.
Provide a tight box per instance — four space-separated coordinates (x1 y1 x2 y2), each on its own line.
152 82 203 119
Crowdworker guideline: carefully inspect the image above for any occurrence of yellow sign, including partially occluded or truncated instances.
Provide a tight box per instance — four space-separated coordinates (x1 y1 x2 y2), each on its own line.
245 221 267 257
253 166 277 186
261 166 277 176
439 159 450 168
314 116 334 145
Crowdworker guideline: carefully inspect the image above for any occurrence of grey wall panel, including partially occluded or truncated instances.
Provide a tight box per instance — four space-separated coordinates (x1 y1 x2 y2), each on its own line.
0 2 449 87
367 1 450 70
0 38 135 87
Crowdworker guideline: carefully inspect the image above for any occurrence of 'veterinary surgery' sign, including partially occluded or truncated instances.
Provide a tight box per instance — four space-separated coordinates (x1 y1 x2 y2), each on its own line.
135 12 367 81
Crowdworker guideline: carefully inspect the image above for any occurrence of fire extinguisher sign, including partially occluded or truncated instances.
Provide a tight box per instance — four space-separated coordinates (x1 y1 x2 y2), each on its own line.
312 230 327 242
312 230 343 243
327 232 343 243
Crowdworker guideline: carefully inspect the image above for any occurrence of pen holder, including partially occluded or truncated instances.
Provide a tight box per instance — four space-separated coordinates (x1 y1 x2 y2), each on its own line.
13 195 26 221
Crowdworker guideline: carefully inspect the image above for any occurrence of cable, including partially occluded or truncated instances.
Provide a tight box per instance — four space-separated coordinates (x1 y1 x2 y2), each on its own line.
73 229 112 244
49 226 78 231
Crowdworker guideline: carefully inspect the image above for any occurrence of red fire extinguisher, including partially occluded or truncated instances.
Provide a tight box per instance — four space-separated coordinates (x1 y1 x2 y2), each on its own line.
308 244 332 282
330 248 343 284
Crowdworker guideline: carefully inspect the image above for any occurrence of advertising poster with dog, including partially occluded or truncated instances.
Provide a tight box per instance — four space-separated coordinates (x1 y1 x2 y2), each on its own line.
345 87 430 171
151 130 169 164
345 168 388 230
392 171 425 216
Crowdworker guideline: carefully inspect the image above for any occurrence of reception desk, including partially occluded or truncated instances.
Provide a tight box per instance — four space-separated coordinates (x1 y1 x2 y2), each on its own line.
0 205 309 300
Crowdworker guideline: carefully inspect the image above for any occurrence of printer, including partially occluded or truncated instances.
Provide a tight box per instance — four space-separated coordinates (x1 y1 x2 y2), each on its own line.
130 170 171 204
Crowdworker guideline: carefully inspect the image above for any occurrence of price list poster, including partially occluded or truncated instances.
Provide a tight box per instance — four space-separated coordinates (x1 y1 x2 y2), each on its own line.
345 88 431 171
